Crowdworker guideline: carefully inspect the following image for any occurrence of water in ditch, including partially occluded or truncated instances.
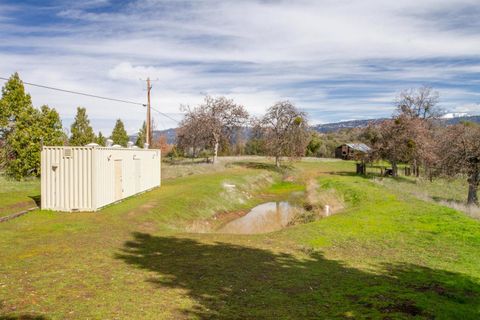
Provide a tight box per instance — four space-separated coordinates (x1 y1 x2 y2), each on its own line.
217 201 304 234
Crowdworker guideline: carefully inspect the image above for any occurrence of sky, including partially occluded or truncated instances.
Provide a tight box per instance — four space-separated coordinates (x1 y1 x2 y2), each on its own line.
0 0 479 135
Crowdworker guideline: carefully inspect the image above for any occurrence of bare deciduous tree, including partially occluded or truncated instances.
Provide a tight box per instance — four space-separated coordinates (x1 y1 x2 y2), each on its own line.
369 115 435 177
258 101 310 167
176 110 209 159
395 86 442 119
366 87 442 177
438 123 480 205
176 96 249 164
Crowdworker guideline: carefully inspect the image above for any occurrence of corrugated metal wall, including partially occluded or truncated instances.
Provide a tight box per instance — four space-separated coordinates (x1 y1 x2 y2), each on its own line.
41 146 161 212
93 148 161 209
41 147 93 211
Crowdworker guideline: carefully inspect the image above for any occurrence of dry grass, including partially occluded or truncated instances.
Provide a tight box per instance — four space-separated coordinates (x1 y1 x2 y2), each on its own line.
305 179 344 216
372 175 480 220
432 200 480 220
161 156 271 180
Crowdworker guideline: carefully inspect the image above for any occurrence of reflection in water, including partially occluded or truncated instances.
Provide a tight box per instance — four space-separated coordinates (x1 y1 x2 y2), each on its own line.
218 202 301 234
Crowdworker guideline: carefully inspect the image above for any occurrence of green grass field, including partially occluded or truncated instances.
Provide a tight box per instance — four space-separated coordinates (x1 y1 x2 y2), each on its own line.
0 174 40 218
1 158 479 319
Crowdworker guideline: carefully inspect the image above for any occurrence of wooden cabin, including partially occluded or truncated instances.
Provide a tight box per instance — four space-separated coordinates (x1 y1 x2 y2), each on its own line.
335 143 371 160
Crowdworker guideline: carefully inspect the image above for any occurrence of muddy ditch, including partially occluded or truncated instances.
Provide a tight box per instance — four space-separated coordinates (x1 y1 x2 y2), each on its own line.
188 179 344 234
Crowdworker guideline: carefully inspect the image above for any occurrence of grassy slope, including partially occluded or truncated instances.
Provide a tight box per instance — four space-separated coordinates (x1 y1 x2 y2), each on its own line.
0 159 479 319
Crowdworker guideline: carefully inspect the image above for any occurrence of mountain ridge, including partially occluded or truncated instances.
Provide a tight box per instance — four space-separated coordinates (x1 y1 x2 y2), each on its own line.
131 115 480 143
313 115 480 132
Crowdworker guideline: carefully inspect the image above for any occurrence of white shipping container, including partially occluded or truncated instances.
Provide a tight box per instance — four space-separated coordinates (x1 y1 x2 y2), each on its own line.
41 146 161 212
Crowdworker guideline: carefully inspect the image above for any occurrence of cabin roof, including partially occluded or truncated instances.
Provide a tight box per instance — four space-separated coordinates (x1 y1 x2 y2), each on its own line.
344 143 371 153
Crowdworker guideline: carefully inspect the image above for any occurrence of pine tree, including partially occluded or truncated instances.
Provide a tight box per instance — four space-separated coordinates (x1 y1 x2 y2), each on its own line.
0 73 64 179
69 107 96 146
96 131 106 146
7 105 64 178
5 107 40 179
0 72 33 138
135 121 146 147
38 105 65 146
110 119 129 147
0 73 36 178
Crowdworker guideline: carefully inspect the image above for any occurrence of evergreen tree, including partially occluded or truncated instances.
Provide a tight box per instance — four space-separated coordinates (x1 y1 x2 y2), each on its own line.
96 131 106 146
38 105 65 146
0 72 33 138
69 107 95 146
0 73 36 178
110 119 129 147
7 105 64 179
5 107 40 179
135 121 146 147
0 73 64 179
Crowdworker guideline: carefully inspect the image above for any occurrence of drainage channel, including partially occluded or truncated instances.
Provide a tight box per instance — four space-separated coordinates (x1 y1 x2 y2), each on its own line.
217 201 304 234
0 207 38 223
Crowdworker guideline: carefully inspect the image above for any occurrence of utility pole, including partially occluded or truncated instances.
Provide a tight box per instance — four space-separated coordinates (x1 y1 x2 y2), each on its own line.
146 77 152 148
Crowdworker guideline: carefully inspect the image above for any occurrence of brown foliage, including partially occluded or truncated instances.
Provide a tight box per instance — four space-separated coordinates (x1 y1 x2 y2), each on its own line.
437 123 480 205
363 86 443 177
152 134 172 154
258 101 310 167
367 115 436 177
176 96 249 162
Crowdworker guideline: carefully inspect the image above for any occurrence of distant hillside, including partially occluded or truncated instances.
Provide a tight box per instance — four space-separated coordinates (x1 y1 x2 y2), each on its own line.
313 115 480 133
153 128 177 144
129 116 480 143
129 128 177 144
313 119 387 133
444 115 480 125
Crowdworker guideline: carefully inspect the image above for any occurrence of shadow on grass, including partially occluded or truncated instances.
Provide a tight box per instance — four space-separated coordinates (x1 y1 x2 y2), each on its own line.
333 171 418 184
431 196 464 204
163 158 211 166
28 195 41 207
230 161 291 173
116 233 480 319
0 315 47 320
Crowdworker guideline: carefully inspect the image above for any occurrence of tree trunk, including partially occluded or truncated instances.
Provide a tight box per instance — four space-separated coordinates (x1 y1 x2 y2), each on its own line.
213 141 219 164
392 162 398 177
413 159 419 177
275 156 280 168
467 172 479 206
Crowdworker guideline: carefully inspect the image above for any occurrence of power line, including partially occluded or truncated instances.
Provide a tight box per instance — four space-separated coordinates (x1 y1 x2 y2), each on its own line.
150 106 181 124
0 76 146 107
154 112 168 131
0 75 184 124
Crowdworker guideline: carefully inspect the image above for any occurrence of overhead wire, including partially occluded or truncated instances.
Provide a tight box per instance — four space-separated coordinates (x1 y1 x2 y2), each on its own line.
0 76 146 107
150 106 181 124
154 113 167 131
0 76 184 124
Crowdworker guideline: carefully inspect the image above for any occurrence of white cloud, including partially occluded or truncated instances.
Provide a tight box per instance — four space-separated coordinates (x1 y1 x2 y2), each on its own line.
451 103 480 114
0 0 479 133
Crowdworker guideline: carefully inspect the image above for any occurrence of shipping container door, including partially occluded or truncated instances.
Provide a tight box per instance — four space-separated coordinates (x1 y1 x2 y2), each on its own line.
134 159 141 192
114 160 123 201
52 164 59 209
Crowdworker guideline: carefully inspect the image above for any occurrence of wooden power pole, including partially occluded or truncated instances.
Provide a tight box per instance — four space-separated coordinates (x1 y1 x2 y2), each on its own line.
146 77 152 148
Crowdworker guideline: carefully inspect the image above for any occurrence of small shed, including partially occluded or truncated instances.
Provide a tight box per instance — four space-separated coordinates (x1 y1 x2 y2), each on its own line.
41 145 161 212
335 143 371 160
